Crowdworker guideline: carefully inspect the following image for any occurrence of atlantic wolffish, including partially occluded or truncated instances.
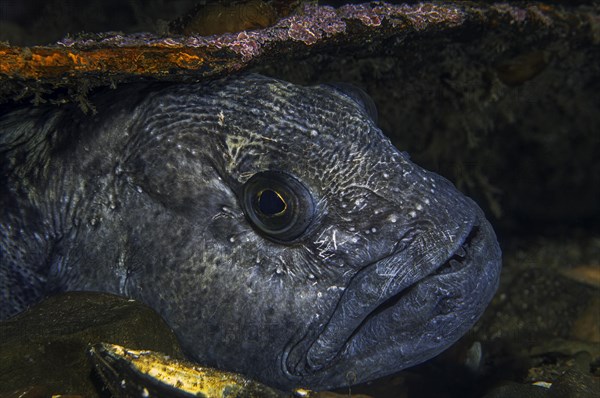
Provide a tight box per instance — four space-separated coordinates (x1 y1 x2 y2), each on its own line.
0 74 501 390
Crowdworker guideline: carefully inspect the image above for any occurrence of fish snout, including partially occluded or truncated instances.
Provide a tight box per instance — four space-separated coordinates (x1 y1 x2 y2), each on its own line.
285 189 501 389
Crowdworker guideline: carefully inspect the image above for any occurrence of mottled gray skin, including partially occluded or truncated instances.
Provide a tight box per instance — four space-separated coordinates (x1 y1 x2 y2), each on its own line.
0 74 501 390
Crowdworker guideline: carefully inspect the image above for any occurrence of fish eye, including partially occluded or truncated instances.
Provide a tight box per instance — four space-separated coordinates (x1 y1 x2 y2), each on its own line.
242 171 315 242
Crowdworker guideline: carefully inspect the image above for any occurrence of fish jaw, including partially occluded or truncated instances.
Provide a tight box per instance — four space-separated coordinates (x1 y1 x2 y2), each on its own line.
282 203 501 389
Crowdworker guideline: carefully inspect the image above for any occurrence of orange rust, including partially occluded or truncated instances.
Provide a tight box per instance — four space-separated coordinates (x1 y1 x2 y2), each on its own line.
170 52 205 69
0 46 217 80
31 52 69 68
67 52 89 67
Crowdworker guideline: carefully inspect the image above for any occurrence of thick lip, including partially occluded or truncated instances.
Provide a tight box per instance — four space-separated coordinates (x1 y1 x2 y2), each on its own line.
283 214 495 384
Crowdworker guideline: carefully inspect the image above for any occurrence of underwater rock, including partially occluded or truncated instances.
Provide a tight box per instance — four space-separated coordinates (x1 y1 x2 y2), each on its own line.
169 1 282 36
495 50 548 86
0 292 183 397
1 2 597 104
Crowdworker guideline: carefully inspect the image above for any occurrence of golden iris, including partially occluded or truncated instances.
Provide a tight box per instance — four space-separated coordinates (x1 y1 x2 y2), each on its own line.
241 171 315 242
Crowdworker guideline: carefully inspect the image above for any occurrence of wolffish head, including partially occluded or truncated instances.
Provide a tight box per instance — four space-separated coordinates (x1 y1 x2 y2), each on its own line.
119 74 501 390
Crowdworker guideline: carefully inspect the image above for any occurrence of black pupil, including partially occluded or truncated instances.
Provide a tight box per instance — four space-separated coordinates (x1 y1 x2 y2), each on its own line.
258 190 286 216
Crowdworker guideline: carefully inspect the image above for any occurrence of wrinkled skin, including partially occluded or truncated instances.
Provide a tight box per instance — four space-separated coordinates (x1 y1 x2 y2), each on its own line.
0 74 501 390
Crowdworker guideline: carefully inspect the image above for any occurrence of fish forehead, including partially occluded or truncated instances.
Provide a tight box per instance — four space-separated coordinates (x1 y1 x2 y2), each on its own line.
121 75 451 294
137 74 418 201
128 74 470 268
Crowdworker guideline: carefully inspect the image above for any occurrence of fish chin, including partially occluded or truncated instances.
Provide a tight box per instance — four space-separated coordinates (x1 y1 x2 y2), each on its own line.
284 210 501 390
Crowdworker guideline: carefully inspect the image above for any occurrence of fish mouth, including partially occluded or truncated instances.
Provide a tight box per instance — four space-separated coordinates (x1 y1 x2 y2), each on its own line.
284 212 501 388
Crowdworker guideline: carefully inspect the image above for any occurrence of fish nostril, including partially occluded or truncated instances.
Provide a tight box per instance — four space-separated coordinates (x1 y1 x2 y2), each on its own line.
435 294 460 315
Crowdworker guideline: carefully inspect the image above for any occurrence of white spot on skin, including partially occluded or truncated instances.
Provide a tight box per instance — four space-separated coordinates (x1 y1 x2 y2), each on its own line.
310 129 319 137
416 204 423 211
142 388 150 397
229 236 235 243
383 172 390 179
409 210 417 218
332 230 338 251
218 110 225 126
371 227 377 233
388 215 398 223
424 198 430 205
